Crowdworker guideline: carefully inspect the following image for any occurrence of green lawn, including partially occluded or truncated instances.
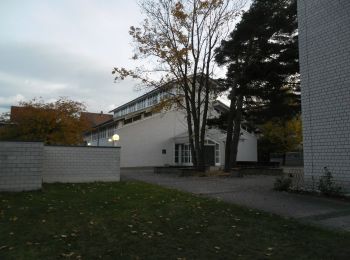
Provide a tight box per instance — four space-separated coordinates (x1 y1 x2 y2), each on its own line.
1 182 350 260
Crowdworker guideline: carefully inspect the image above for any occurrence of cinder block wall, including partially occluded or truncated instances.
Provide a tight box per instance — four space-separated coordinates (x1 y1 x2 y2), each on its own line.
43 146 120 183
0 142 43 191
298 0 350 192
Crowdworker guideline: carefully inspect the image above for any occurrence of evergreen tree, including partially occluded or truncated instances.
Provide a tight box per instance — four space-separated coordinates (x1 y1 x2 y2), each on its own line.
214 0 299 171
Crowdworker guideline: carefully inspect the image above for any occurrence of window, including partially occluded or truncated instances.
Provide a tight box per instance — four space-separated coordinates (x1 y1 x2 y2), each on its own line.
121 107 128 116
129 104 136 113
144 111 152 118
147 94 158 106
107 127 114 137
183 144 192 163
100 129 106 138
181 144 192 164
162 149 166 154
146 96 152 107
133 115 141 122
159 91 169 101
175 144 193 164
137 99 146 110
124 118 132 125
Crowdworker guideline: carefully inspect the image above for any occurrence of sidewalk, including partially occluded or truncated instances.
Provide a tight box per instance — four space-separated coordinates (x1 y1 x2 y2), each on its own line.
122 170 350 232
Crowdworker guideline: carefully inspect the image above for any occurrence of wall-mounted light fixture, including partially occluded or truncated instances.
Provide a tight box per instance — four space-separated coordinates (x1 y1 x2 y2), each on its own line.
108 134 120 146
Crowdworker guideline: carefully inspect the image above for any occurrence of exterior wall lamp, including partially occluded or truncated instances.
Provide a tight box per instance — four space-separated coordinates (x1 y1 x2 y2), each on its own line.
109 134 120 146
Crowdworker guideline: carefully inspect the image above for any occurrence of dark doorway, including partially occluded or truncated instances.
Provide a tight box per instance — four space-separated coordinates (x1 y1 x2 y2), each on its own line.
204 145 215 166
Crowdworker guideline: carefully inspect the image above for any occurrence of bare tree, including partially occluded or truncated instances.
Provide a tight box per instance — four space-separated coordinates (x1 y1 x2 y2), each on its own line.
113 0 246 170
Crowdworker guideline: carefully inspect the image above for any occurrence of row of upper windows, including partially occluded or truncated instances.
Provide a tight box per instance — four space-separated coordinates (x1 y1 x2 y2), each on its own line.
89 111 154 141
91 125 117 141
114 90 172 117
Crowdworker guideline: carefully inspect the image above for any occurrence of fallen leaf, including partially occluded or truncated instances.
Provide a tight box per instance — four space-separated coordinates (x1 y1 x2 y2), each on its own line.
61 252 75 257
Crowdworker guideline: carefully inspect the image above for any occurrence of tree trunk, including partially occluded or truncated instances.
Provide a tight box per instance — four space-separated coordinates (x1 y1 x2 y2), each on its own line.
198 89 210 172
224 87 237 172
192 103 200 169
183 88 197 167
230 94 243 167
282 153 286 166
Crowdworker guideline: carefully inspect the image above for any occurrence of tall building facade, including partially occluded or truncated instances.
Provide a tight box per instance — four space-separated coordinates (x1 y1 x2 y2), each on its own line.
298 0 350 192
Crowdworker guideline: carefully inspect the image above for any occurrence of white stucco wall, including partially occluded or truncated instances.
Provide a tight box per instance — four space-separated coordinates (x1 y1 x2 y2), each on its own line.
237 130 258 162
206 128 258 166
117 110 187 167
90 107 258 167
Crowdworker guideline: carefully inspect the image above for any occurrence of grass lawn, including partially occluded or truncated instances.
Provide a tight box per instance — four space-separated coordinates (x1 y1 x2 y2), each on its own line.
1 182 350 259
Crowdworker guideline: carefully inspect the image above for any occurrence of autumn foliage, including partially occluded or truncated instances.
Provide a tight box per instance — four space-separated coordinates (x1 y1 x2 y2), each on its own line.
258 115 303 162
0 98 89 145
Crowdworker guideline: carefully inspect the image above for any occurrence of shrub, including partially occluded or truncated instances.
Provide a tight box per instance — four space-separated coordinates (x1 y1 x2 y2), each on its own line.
274 177 292 191
318 167 342 197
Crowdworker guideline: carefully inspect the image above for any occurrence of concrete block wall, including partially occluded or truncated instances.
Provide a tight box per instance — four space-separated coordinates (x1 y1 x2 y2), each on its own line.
0 142 43 191
43 146 120 183
298 0 350 192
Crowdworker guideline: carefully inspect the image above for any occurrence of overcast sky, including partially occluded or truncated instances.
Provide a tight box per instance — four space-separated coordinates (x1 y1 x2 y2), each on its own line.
0 0 248 114
0 0 147 113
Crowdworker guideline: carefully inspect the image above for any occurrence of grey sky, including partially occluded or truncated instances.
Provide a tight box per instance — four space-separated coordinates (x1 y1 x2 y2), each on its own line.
0 0 144 113
0 0 249 114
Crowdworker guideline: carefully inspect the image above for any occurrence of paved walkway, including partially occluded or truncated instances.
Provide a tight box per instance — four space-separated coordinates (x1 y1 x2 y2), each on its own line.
121 170 350 232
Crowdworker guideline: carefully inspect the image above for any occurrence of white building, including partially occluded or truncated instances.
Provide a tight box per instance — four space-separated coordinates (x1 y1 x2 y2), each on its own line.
85 88 257 168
